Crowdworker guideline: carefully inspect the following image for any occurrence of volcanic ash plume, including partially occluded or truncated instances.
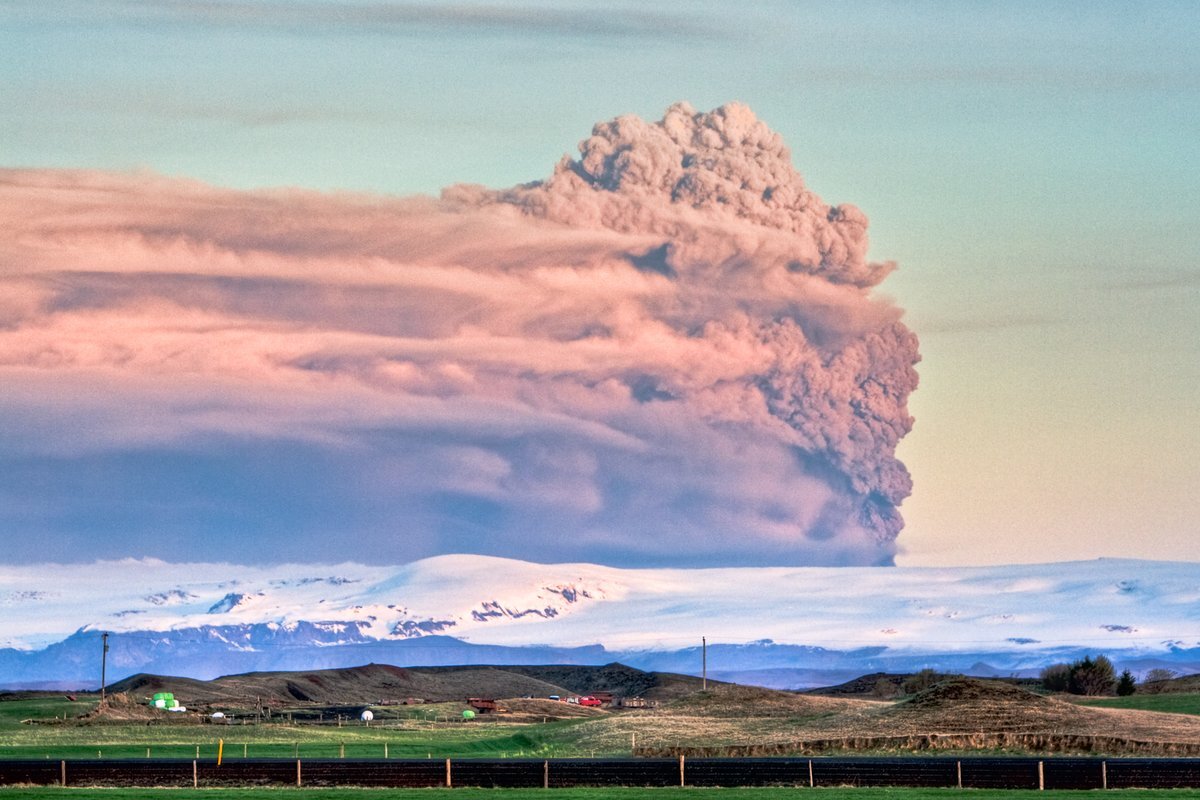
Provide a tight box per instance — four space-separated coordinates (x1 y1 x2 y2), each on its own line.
0 102 919 566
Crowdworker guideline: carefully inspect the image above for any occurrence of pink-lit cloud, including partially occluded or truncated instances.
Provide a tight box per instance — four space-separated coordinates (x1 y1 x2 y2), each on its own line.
0 103 919 565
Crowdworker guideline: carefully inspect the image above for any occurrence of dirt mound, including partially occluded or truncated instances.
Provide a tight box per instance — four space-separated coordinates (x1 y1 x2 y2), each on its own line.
805 672 909 697
883 678 1084 733
656 683 869 718
861 678 1200 752
78 692 199 724
627 678 1200 757
900 677 1053 709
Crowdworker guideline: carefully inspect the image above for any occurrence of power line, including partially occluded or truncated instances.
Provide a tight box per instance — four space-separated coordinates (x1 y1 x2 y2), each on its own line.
100 632 109 705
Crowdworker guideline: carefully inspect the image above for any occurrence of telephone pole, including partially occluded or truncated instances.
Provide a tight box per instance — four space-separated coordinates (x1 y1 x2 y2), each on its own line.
702 636 707 691
100 632 110 706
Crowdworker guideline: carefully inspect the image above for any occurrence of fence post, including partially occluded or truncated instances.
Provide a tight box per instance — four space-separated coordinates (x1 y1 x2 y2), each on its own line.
192 760 197 789
1102 760 1108 790
446 758 452 788
60 760 66 787
679 754 685 787
1038 760 1044 791
296 759 302 787
808 759 814 788
957 760 962 789
544 759 549 789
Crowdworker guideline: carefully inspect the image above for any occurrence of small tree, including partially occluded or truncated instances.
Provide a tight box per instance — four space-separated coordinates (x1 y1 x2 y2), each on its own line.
1143 668 1178 693
1069 655 1117 696
1040 663 1071 692
902 668 944 695
1116 669 1136 696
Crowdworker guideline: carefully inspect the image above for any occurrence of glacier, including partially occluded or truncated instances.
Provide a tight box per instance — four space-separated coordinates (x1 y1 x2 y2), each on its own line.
1 555 1198 688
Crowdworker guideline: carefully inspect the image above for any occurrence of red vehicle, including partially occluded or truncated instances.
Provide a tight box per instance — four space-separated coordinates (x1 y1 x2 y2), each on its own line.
578 696 602 707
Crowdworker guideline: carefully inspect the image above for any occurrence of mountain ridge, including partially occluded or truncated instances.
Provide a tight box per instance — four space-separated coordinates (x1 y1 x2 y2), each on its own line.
2 555 1198 688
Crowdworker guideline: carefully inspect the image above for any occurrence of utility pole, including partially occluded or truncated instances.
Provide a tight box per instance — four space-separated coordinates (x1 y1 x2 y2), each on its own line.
702 636 707 691
100 632 110 706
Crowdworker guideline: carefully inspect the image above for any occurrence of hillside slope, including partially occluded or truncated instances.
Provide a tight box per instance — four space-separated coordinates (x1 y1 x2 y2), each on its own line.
107 662 710 707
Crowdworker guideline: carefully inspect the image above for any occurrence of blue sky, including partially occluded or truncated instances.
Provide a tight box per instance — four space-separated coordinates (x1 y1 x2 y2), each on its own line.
1 1 1197 566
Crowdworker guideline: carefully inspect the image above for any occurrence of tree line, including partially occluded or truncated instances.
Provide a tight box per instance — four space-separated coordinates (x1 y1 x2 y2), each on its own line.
1040 656 1178 696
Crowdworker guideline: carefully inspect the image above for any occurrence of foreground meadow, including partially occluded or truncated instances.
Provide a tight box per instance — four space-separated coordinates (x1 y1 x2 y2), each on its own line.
5 677 1200 761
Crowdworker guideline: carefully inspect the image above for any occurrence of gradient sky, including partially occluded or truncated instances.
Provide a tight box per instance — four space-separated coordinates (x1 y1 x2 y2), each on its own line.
2 1 1197 567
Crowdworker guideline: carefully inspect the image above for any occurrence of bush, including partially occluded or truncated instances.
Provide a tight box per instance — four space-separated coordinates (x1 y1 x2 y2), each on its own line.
1143 668 1178 693
1040 663 1071 692
902 668 949 695
1069 655 1117 696
1042 655 1117 696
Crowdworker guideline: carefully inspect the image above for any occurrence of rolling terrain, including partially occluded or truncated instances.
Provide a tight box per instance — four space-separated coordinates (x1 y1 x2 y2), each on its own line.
21 664 1197 758
106 662 708 708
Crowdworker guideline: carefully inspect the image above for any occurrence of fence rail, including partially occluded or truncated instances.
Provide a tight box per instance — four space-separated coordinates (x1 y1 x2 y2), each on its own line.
3 756 1200 789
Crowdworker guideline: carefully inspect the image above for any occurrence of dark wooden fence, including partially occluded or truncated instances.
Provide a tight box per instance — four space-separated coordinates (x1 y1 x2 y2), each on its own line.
3 756 1200 789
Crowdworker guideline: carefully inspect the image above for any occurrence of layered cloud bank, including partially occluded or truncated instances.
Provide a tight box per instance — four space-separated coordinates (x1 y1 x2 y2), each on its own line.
0 103 918 566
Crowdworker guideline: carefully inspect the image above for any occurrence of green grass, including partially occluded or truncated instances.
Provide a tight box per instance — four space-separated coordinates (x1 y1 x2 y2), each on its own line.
0 705 606 761
1077 693 1200 716
0 700 97 725
4 789 1200 800
0 693 626 761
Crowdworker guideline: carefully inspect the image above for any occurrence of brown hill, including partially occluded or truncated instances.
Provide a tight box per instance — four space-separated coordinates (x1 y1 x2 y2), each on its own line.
630 677 1200 757
490 663 717 702
804 672 910 697
881 677 1090 734
806 671 1043 698
107 662 711 710
656 683 869 718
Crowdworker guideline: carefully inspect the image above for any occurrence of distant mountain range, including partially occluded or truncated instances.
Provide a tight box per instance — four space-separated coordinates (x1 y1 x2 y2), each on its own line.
2 555 1197 689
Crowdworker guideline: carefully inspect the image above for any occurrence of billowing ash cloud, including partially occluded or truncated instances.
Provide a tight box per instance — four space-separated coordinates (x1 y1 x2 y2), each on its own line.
0 103 918 566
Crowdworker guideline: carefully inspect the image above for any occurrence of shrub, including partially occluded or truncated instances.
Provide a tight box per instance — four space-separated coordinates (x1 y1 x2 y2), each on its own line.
1069 655 1117 696
902 669 947 695
1040 663 1071 692
1143 668 1178 693
1042 655 1118 696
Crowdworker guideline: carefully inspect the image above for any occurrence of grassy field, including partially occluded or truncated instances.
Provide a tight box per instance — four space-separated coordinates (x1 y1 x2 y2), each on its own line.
6 684 1200 762
3 789 1200 800
0 700 99 726
0 697 610 761
1077 694 1200 716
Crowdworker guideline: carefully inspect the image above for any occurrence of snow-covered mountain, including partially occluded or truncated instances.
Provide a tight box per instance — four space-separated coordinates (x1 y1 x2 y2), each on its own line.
1 555 1198 688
